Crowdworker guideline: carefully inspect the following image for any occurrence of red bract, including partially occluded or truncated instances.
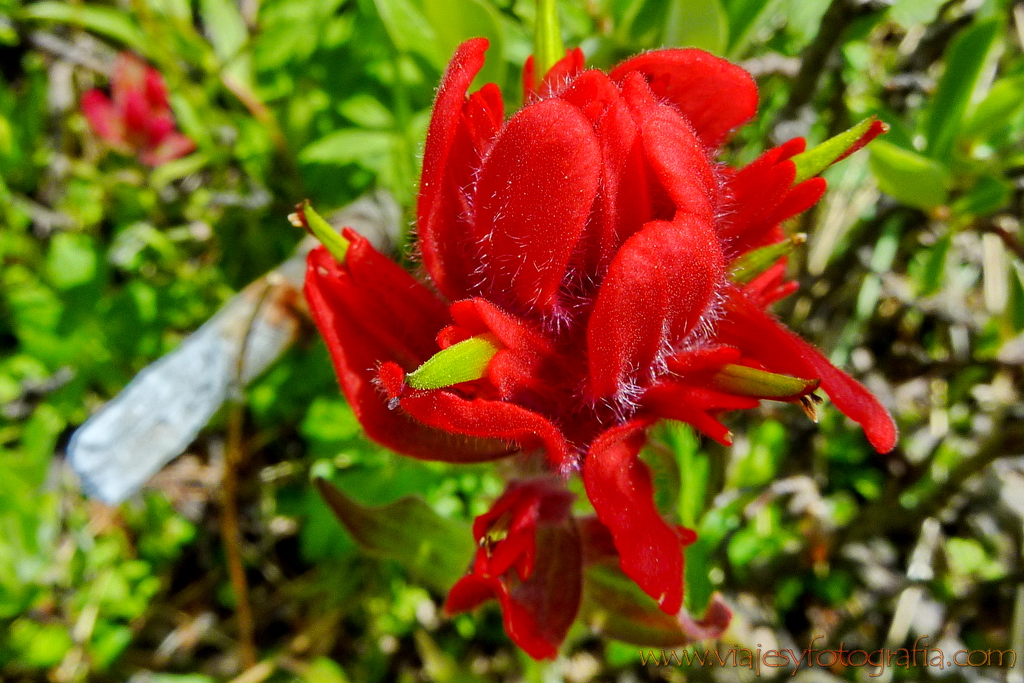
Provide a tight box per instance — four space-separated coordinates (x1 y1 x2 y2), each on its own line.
444 479 580 660
81 53 195 166
304 38 897 657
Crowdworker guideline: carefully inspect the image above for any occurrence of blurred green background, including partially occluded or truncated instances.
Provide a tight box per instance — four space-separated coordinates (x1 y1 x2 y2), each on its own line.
1 0 1024 680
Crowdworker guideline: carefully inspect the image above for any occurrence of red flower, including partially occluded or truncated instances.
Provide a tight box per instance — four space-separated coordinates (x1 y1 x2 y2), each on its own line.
444 479 580 660
81 53 195 166
304 39 896 656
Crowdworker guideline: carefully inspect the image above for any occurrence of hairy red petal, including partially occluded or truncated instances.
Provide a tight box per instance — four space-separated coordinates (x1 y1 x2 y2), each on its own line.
305 244 510 463
474 98 601 314
611 49 757 148
393 387 574 469
621 73 716 222
584 419 684 614
446 522 581 660
523 47 586 102
720 288 898 452
665 345 742 374
560 71 652 267
418 38 490 300
588 215 723 400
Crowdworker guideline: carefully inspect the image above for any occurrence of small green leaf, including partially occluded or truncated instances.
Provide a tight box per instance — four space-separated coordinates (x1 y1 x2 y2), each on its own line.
46 233 97 290
888 0 945 30
373 0 443 67
721 0 782 57
292 201 350 263
337 95 395 130
963 75 1024 140
1007 261 1024 333
711 364 819 399
791 117 880 184
924 19 1000 162
729 233 805 284
664 0 728 55
406 334 499 390
20 3 147 52
911 233 951 297
533 0 564 79
300 129 395 166
952 175 1012 217
199 0 249 63
424 0 505 88
868 140 949 210
315 479 475 592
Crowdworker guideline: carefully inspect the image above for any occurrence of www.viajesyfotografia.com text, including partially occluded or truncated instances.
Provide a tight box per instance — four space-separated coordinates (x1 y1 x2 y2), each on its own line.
640 636 1016 677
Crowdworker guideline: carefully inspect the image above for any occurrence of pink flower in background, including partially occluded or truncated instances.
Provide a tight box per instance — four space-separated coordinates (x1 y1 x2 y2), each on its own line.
81 53 195 166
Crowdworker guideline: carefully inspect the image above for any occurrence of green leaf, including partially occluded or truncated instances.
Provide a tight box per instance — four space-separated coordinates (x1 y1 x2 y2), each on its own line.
888 0 946 30
720 0 781 57
1007 261 1024 333
952 175 1012 217
711 364 818 400
911 233 951 297
729 233 805 284
337 94 395 130
868 140 949 209
373 0 443 67
581 564 729 646
963 74 1024 140
424 0 505 87
293 201 350 263
315 478 475 593
45 233 98 290
791 117 881 184
297 657 351 683
727 419 786 489
406 334 499 390
923 19 1000 162
300 129 395 166
582 564 689 646
199 0 249 63
664 0 728 54
20 3 147 52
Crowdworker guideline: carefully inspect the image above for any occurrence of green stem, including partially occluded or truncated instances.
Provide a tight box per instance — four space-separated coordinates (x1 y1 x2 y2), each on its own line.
533 0 564 78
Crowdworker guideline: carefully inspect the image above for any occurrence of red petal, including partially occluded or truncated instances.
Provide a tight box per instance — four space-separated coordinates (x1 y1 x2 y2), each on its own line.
304 243 511 463
450 299 554 355
587 215 723 401
448 299 556 400
620 73 716 222
665 345 742 374
445 523 582 660
719 288 898 452
523 47 586 101
473 98 601 314
81 90 126 146
643 382 758 445
111 53 148 109
610 49 757 148
560 71 650 267
141 132 195 166
583 419 684 614
392 387 575 469
143 65 171 111
418 38 490 300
